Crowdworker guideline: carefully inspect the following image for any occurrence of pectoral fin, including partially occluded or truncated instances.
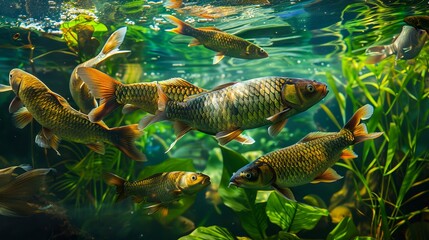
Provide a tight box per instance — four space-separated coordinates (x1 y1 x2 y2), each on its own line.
0 84 12 92
234 134 255 145
311 168 343 183
213 53 225 64
122 104 140 114
268 119 288 137
12 107 33 129
272 184 295 201
216 129 243 145
35 128 61 155
9 96 23 113
86 142 106 155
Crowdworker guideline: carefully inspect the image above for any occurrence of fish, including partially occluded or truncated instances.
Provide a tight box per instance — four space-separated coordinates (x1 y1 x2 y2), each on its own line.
70 27 130 114
76 67 206 122
404 15 429 32
229 104 383 200
142 77 328 152
0 164 31 186
7 68 145 161
165 0 270 8
365 25 428 64
163 15 268 64
103 171 210 215
0 166 56 217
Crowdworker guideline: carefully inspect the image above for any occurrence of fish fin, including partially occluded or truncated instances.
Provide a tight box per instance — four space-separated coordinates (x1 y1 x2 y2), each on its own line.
343 104 383 144
197 26 222 32
86 142 106 155
272 184 295 201
298 132 336 143
122 104 140 114
166 121 193 153
144 203 164 215
266 108 291 122
163 14 194 35
103 173 127 202
0 84 12 92
311 168 343 183
12 107 33 129
35 128 61 155
160 77 202 89
109 124 146 161
216 129 243 145
211 82 237 91
156 82 169 112
100 27 128 56
138 83 169 129
340 149 358 159
8 96 23 113
77 67 122 122
234 134 255 145
268 119 288 137
365 45 389 64
188 38 202 47
213 53 225 64
164 0 182 9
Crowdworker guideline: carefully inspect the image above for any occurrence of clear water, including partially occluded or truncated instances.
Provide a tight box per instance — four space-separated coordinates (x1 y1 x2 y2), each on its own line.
0 0 428 239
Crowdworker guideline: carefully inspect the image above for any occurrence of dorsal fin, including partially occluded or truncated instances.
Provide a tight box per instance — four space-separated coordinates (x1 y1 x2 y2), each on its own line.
197 26 222 32
211 82 237 91
298 132 336 143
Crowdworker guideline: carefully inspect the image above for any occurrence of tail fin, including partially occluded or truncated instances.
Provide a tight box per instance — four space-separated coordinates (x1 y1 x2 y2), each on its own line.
163 15 195 36
94 27 131 66
103 172 127 202
138 83 168 130
109 124 146 161
0 168 55 216
365 45 391 64
77 67 122 122
344 104 383 144
164 0 182 9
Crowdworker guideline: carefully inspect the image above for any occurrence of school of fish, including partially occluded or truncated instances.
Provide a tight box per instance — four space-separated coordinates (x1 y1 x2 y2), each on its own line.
2 10 403 220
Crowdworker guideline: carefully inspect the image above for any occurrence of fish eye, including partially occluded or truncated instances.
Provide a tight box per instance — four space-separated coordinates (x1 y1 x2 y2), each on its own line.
306 84 315 93
259 49 265 53
191 174 197 181
245 172 252 179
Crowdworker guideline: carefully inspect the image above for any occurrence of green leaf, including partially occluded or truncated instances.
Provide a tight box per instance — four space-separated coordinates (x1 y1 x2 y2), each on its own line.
137 158 196 179
179 226 235 240
266 192 328 233
217 146 267 239
384 122 399 176
326 217 358 240
266 231 301 240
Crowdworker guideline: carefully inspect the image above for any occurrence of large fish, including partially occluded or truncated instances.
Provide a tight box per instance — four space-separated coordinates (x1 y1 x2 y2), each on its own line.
229 104 383 200
0 166 55 217
104 171 210 214
142 77 328 151
7 68 145 161
76 67 206 122
70 27 130 114
163 15 268 64
365 25 428 64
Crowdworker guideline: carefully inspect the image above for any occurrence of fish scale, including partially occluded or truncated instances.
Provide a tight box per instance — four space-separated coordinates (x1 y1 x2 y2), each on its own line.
259 129 354 187
165 77 287 133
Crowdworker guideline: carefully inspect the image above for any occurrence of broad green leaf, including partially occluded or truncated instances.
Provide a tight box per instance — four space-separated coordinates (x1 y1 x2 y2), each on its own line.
266 231 300 240
266 192 328 233
218 146 267 239
179 226 235 240
326 217 358 240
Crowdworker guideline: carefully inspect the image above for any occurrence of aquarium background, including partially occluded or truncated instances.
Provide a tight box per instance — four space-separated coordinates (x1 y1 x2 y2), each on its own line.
0 0 428 239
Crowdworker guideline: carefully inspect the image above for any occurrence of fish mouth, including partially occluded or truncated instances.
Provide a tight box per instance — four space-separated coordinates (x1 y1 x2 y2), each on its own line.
228 180 239 188
201 177 211 186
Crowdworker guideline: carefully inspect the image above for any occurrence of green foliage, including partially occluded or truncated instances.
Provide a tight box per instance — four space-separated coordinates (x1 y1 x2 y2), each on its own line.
266 192 328 233
179 226 235 240
326 217 358 240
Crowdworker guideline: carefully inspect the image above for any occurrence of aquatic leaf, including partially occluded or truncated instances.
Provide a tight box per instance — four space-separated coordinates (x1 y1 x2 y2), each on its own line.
218 146 267 239
137 158 196 179
326 217 358 240
266 231 300 240
266 192 328 233
179 225 235 240
384 122 399 176
303 194 327 209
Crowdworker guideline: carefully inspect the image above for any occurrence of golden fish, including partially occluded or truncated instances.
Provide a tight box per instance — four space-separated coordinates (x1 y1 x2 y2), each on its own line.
7 68 145 161
104 171 210 215
229 104 383 200
0 166 55 216
163 15 268 64
142 77 328 152
70 27 130 113
76 67 206 122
